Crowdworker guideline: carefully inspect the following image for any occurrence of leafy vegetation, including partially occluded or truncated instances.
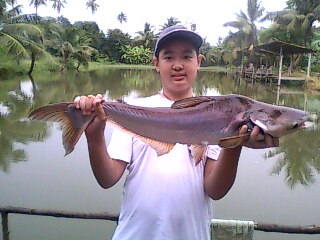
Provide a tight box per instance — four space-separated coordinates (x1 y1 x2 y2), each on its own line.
1 0 320 77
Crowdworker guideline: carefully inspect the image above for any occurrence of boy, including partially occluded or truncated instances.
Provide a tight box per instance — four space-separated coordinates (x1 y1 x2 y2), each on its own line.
75 25 278 240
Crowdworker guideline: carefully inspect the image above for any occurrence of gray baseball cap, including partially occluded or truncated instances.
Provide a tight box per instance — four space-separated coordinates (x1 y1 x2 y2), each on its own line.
154 25 203 58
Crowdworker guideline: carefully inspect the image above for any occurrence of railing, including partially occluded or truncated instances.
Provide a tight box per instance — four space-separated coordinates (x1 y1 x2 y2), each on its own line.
1 206 320 240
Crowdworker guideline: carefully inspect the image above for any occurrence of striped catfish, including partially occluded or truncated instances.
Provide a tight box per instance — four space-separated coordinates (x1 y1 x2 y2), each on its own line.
28 94 312 164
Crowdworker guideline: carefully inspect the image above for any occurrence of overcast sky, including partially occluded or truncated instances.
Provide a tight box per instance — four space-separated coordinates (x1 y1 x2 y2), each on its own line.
19 0 287 45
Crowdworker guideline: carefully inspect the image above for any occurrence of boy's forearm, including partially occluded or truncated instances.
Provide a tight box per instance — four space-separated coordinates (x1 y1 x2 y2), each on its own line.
204 147 242 200
86 131 126 189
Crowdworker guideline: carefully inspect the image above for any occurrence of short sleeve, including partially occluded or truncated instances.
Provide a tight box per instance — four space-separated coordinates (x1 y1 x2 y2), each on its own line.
107 127 133 163
206 145 221 160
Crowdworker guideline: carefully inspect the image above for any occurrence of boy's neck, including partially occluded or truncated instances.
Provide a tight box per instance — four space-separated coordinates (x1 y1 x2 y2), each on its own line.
161 90 193 102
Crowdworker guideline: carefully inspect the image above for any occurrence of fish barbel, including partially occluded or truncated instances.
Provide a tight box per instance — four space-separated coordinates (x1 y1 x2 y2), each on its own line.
28 94 311 164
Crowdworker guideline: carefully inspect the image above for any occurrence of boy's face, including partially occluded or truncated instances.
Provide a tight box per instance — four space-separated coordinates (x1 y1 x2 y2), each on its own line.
153 38 202 99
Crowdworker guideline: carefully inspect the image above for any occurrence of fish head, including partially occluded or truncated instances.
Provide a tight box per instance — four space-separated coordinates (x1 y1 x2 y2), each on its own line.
249 106 312 138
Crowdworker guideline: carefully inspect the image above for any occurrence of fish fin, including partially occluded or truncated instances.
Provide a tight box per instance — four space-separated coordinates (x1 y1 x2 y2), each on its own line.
106 119 175 156
249 116 269 132
28 103 95 156
140 137 175 156
189 144 208 166
218 133 250 148
171 96 212 109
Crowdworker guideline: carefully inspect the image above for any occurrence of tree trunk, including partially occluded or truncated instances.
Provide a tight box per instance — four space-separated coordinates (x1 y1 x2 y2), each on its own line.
60 56 68 72
75 62 81 71
28 52 35 75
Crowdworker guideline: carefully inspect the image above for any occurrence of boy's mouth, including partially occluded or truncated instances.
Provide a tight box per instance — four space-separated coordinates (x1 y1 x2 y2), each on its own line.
172 74 186 81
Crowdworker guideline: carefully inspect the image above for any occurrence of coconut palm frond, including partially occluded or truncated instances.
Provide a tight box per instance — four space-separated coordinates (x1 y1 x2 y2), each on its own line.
3 23 44 41
0 32 30 57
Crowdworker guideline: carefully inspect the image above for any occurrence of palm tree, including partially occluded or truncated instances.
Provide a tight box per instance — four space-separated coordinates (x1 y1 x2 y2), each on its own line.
41 20 97 71
223 0 265 63
29 0 47 19
86 0 99 14
117 12 127 29
135 22 156 48
0 1 49 75
261 0 320 46
160 17 181 30
50 0 66 13
224 0 264 48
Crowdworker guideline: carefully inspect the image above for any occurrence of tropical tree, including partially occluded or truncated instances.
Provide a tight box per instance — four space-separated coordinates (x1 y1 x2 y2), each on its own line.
104 29 131 62
261 0 320 46
223 0 265 62
86 0 99 14
52 25 98 71
135 22 156 49
160 17 181 30
117 12 127 29
0 0 50 75
29 0 47 19
50 0 66 13
73 20 106 55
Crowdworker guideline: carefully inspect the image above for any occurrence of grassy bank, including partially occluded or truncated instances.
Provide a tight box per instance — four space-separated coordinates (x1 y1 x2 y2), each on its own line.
85 62 230 73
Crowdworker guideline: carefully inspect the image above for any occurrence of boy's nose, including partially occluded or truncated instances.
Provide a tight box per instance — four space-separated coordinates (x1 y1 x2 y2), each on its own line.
172 62 183 71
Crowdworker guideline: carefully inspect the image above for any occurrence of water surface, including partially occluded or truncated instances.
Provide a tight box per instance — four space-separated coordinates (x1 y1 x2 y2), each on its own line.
1 69 319 240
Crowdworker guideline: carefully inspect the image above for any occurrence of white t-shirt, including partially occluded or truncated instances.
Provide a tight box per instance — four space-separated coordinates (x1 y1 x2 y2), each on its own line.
107 94 221 240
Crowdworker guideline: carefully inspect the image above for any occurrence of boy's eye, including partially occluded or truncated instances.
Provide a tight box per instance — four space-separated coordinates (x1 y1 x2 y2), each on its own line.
184 55 192 59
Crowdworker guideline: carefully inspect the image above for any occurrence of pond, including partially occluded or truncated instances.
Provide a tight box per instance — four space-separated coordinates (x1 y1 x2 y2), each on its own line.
0 68 320 240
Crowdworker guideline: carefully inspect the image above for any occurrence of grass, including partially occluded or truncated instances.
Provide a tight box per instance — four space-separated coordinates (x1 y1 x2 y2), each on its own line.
85 62 154 71
85 63 230 72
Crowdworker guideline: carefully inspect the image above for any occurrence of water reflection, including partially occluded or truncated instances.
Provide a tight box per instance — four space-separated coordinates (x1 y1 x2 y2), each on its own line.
0 69 319 187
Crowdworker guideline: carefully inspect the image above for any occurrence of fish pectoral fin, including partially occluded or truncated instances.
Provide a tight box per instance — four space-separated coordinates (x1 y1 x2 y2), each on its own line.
107 119 175 156
249 116 269 132
218 133 250 148
143 138 175 156
188 144 208 166
171 96 212 109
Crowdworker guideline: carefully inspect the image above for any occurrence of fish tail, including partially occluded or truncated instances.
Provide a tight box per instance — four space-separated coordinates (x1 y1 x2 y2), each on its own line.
28 103 96 156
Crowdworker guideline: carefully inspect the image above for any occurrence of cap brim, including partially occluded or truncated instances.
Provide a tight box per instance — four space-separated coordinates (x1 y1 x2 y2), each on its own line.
155 29 203 57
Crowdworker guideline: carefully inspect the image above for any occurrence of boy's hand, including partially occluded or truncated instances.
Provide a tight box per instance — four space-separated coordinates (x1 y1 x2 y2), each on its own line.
74 94 104 115
240 125 279 149
74 94 106 135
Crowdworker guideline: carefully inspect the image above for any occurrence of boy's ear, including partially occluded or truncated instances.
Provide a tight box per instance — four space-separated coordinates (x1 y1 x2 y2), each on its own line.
197 54 203 67
153 57 160 72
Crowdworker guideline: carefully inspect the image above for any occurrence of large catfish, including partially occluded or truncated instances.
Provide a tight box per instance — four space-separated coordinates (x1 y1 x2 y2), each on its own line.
28 94 312 164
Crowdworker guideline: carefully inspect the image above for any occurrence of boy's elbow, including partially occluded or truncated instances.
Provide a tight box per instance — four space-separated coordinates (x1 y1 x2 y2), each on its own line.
207 192 226 201
98 182 115 189
205 187 230 200
97 179 118 189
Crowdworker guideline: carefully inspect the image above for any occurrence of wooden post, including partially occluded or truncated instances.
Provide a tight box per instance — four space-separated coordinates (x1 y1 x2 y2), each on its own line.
289 55 293 76
1 212 9 240
276 86 280 105
277 46 283 86
307 53 311 77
